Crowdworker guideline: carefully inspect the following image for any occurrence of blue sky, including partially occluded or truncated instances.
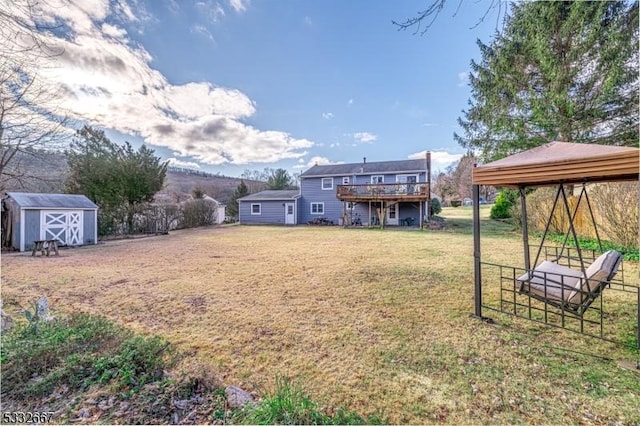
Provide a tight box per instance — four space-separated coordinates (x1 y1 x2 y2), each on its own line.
32 0 501 176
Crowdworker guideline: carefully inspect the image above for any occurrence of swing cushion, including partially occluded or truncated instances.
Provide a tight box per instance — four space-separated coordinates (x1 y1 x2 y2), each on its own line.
584 250 622 289
517 250 622 305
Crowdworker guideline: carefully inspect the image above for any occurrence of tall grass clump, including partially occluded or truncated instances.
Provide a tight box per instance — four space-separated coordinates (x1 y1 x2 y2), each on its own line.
235 376 385 425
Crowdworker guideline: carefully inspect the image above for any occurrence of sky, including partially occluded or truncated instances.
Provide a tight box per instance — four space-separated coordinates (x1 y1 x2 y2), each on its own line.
25 0 503 176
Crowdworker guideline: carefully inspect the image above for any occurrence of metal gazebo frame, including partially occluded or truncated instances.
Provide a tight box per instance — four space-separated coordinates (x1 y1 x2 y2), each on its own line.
470 142 640 356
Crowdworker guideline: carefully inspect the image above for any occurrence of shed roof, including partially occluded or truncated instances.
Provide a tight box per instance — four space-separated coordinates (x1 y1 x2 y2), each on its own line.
6 192 98 209
472 142 639 187
300 158 428 178
237 190 300 201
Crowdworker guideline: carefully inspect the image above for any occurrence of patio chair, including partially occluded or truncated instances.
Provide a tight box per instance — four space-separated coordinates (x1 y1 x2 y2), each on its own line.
516 250 622 316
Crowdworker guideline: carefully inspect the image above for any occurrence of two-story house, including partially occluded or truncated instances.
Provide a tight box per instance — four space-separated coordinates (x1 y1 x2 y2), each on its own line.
238 157 431 227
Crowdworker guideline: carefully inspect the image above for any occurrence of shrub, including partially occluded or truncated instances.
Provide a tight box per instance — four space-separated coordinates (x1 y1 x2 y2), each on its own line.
180 199 217 228
590 182 639 250
430 198 442 216
1 313 123 397
93 335 173 390
1 312 175 399
519 183 638 253
490 189 519 219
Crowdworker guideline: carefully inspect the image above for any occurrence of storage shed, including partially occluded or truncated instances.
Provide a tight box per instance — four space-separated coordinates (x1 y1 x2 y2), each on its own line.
237 190 300 225
2 192 99 251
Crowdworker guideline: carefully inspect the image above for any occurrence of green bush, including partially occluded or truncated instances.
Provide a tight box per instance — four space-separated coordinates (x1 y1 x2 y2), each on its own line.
93 335 173 390
490 189 519 219
430 198 442 216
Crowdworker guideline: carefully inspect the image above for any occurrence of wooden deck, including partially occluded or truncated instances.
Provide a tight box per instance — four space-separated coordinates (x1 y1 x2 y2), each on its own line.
336 183 430 202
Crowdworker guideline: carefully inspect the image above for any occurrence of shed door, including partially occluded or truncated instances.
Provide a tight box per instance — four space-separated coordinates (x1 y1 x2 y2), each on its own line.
41 211 83 246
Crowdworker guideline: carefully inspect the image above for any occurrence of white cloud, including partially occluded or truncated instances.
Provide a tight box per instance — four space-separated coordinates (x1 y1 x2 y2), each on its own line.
229 0 248 13
422 122 438 127
408 150 463 170
293 156 344 169
322 112 334 120
114 0 137 22
167 158 201 169
347 98 354 105
101 23 127 39
30 0 313 166
457 71 469 88
353 132 377 143
196 1 226 22
191 24 215 43
304 16 313 26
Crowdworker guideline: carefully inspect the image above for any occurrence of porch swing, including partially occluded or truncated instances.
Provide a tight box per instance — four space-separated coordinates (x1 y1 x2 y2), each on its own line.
470 141 639 347
515 183 622 317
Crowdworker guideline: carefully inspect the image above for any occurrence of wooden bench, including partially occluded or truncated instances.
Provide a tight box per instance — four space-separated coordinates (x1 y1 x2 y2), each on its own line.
32 239 59 257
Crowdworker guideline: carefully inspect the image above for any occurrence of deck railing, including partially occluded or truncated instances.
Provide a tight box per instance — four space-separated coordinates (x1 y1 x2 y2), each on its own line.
336 183 429 200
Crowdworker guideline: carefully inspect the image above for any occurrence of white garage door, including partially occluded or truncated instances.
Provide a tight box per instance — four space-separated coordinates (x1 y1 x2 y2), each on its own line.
41 211 83 246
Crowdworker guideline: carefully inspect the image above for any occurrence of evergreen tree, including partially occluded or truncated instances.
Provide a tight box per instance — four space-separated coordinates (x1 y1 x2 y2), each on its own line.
455 1 639 161
266 168 295 190
227 180 249 219
66 125 168 234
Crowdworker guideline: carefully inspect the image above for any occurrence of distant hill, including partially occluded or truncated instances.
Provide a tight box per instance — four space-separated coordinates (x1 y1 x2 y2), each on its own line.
1 149 69 193
1 151 265 203
161 167 266 204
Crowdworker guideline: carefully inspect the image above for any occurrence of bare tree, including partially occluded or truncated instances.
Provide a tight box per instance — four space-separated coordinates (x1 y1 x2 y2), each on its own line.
392 0 504 35
0 0 69 192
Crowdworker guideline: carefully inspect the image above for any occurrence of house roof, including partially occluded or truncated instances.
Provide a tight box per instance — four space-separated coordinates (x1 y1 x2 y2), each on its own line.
472 141 640 188
299 158 428 178
6 192 99 209
203 195 225 206
237 190 300 201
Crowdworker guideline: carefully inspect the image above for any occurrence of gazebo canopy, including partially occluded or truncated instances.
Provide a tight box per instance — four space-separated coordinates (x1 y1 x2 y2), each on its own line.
472 141 640 188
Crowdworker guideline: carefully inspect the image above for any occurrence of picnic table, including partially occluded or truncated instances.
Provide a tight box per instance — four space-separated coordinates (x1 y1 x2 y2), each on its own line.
32 239 59 257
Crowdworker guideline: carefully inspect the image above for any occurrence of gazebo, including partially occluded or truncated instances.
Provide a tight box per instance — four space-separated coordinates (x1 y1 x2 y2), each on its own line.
470 142 639 354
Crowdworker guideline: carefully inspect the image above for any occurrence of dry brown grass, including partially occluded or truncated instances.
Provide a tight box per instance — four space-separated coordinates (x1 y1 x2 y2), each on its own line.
2 206 639 424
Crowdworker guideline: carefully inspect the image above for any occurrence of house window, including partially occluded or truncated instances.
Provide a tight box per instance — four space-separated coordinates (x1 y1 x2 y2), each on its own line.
311 202 324 214
322 178 333 190
342 177 350 184
251 203 261 215
371 175 384 184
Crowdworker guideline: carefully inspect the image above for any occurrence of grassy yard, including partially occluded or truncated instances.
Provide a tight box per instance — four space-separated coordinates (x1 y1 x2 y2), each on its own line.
2 206 639 424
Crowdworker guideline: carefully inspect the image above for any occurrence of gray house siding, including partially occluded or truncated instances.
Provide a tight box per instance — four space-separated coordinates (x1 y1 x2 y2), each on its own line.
239 200 287 224
350 172 426 185
83 210 97 245
299 177 342 224
398 203 422 223
299 171 428 225
24 210 40 250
